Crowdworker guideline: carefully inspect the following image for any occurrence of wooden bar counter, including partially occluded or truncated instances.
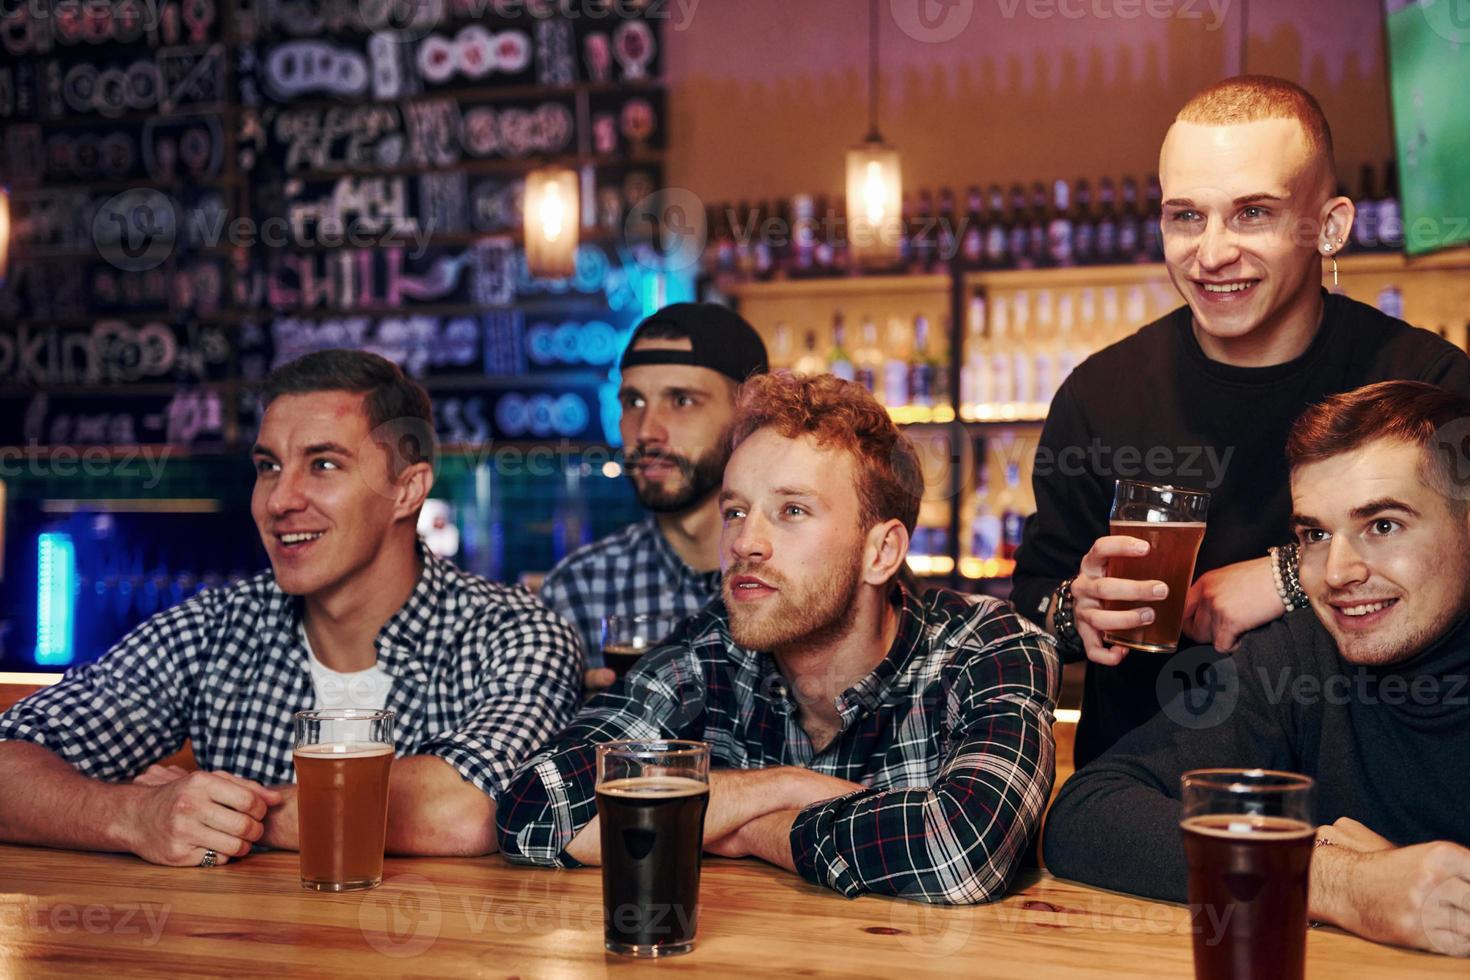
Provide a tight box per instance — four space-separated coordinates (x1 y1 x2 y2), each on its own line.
0 844 1458 978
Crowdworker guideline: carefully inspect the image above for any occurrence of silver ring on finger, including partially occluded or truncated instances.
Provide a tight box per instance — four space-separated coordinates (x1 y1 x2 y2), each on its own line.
199 848 219 868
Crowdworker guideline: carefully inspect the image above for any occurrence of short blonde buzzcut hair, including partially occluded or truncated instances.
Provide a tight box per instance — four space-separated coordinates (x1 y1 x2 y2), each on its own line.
1175 75 1335 174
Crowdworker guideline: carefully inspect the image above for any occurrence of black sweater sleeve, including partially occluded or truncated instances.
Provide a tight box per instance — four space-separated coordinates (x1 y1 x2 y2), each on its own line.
1042 634 1300 902
1011 380 1110 642
1420 346 1470 393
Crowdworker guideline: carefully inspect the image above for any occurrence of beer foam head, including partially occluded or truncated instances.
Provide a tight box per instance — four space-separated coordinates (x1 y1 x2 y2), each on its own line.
598 776 709 798
294 741 394 759
1180 814 1313 840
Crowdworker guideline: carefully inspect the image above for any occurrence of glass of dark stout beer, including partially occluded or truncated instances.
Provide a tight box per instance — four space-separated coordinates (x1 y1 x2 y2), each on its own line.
293 708 395 892
1102 480 1210 652
595 740 711 957
1181 769 1315 980
600 613 682 680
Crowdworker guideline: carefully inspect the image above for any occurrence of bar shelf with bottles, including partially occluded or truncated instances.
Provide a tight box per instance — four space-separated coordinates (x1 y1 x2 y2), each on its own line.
719 162 1470 587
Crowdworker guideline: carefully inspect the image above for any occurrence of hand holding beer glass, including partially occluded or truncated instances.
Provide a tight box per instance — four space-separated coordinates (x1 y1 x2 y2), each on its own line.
596 740 711 957
1072 480 1210 663
293 708 394 892
1181 769 1315 980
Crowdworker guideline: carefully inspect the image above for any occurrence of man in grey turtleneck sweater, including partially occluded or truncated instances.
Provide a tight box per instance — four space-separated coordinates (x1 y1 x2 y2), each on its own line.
1044 380 1470 959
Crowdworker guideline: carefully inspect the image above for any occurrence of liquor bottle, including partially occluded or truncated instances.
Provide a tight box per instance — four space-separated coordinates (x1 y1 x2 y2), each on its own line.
700 203 722 279
1007 184 1031 269
970 464 1001 562
1046 179 1075 268
1376 284 1404 320
853 315 883 393
714 200 737 274
984 184 1010 270
883 316 911 408
936 187 959 269
1143 173 1164 262
733 199 755 279
1056 292 1082 388
988 295 1015 408
772 198 793 278
898 192 915 270
1096 178 1119 264
1377 159 1403 252
1032 289 1057 406
961 185 985 269
1026 181 1050 269
914 189 937 273
1073 178 1097 266
998 461 1026 560
1353 164 1380 252
1010 291 1034 406
833 197 852 275
960 295 990 412
812 195 835 274
827 311 855 381
1119 176 1143 262
794 329 827 376
792 194 816 275
753 199 775 280
771 321 795 372
909 314 939 408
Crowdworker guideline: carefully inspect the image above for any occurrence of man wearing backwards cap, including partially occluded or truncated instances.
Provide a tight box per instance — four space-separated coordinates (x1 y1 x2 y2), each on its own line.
541 303 768 690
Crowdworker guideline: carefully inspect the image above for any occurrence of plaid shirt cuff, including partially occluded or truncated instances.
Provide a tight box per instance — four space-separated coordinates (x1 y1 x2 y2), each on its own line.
790 793 871 898
498 747 598 868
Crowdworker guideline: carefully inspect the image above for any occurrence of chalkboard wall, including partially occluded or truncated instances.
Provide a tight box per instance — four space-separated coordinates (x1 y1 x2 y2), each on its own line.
0 0 672 449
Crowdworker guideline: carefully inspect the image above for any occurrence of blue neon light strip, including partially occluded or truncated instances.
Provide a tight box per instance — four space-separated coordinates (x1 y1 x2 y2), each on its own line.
36 532 76 666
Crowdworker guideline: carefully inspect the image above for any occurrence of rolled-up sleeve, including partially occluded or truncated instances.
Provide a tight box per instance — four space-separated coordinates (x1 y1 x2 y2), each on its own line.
417 597 582 796
495 643 710 866
790 616 1059 904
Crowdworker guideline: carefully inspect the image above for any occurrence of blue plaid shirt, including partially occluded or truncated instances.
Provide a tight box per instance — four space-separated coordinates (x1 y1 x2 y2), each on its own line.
496 587 1060 904
0 547 581 796
540 515 720 665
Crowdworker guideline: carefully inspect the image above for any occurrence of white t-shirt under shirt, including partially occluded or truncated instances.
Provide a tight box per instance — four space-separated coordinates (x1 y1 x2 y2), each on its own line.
300 626 392 711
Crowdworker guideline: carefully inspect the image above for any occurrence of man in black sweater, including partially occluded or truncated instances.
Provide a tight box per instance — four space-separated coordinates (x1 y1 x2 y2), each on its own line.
1014 75 1470 768
1044 381 1470 958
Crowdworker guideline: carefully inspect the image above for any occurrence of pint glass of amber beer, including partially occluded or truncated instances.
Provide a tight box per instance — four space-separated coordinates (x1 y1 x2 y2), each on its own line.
596 740 711 957
1181 770 1315 980
1102 480 1210 652
294 708 395 892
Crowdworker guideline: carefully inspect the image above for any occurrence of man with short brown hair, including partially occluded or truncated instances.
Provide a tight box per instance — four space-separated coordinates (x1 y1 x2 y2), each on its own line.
499 373 1059 904
1044 380 1470 958
1014 75 1470 768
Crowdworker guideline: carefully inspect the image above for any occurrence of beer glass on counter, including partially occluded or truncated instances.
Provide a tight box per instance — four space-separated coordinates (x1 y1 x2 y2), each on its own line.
294 708 395 892
1181 769 1315 980
1102 480 1210 652
596 740 711 957
600 613 682 680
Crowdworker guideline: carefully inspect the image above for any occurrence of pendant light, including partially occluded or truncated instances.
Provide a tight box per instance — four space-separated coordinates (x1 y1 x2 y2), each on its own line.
845 0 902 268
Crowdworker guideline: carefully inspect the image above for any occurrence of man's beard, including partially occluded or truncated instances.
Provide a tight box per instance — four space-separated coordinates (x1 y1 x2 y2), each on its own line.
627 444 729 514
723 545 865 653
